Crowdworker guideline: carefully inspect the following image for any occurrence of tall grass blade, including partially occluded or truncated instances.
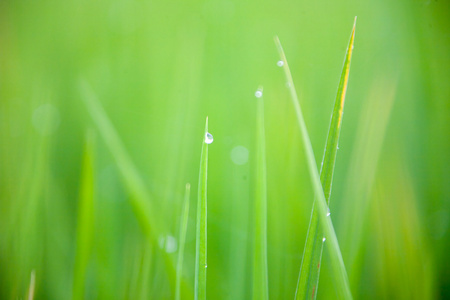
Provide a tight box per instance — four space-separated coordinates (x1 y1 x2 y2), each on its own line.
195 117 210 300
80 82 191 297
293 18 357 300
339 77 396 294
72 131 95 300
274 33 352 299
80 82 158 237
253 87 269 300
175 183 191 300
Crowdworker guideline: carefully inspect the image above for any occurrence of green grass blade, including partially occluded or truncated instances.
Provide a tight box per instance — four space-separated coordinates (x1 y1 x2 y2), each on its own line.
195 117 210 300
80 82 192 297
253 87 269 300
294 18 357 300
274 34 352 300
80 81 159 237
72 131 95 300
175 183 191 300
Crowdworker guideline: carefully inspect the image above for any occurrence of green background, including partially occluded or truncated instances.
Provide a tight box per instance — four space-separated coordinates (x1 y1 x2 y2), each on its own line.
1 0 449 299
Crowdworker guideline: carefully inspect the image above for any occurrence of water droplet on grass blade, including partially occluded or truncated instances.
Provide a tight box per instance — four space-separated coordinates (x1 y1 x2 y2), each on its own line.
327 208 331 217
322 237 326 242
204 264 208 268
277 60 284 67
205 132 214 144
255 89 263 98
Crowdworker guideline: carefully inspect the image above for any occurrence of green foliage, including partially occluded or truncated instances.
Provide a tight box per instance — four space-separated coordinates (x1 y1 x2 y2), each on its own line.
295 18 356 300
0 2 447 299
275 36 352 299
252 88 269 300
195 118 209 300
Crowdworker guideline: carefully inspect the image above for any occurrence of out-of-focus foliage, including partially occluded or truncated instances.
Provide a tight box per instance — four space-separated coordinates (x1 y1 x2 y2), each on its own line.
0 0 449 299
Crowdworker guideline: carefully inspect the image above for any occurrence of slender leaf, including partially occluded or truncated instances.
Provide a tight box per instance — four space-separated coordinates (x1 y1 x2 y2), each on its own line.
293 18 357 300
274 31 352 299
195 117 210 300
72 131 95 300
80 82 191 297
175 183 191 300
253 87 269 300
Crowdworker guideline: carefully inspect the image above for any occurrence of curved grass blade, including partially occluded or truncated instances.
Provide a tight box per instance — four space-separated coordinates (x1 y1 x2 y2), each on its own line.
175 183 191 300
293 18 357 300
274 32 353 299
80 82 191 297
252 87 269 300
72 131 95 300
195 117 210 300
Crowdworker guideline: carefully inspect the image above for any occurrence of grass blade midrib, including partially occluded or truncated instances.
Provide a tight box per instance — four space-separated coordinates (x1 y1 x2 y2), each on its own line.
274 33 353 300
295 17 357 300
195 117 209 300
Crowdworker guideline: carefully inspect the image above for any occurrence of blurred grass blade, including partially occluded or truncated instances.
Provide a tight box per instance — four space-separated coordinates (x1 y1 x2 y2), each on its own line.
72 131 95 300
175 183 191 300
294 18 356 300
27 270 36 300
274 35 352 300
195 117 210 300
80 82 192 297
253 87 269 300
339 76 396 292
80 81 158 237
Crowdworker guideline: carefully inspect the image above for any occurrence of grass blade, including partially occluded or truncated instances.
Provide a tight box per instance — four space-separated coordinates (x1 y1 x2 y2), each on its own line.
274 31 352 299
175 183 191 300
293 18 357 300
195 117 210 300
80 82 191 297
72 131 95 300
27 270 36 300
339 77 396 293
253 87 269 300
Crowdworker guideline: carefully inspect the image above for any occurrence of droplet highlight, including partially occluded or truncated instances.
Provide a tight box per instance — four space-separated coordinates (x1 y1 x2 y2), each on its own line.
277 60 284 67
255 89 263 98
322 237 326 242
205 132 214 144
230 145 249 165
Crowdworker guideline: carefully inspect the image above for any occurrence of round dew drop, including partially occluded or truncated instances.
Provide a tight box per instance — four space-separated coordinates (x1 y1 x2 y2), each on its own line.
255 90 263 98
205 132 214 144
277 60 284 67
322 237 326 242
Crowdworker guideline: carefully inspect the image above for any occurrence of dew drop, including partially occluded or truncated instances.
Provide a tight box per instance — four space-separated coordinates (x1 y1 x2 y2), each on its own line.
322 237 326 242
277 60 284 67
204 264 208 268
205 132 214 144
255 89 263 98
326 208 331 217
